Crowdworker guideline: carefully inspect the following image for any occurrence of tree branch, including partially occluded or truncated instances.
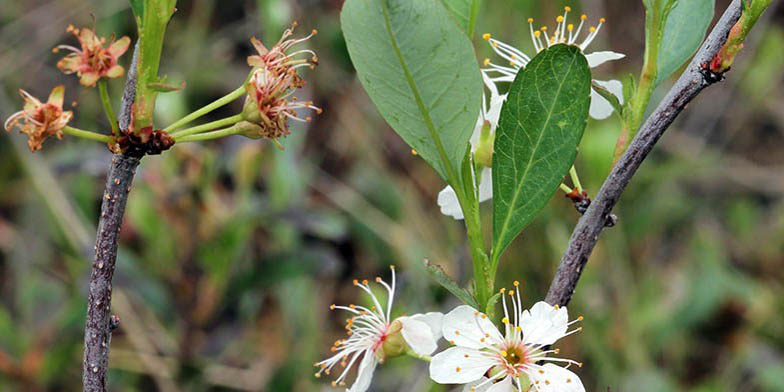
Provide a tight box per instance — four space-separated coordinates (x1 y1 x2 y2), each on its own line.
82 42 141 392
545 0 744 306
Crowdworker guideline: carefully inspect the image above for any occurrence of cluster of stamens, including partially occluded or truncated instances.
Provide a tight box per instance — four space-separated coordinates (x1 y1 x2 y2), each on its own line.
314 266 396 387
482 6 606 70
244 22 322 139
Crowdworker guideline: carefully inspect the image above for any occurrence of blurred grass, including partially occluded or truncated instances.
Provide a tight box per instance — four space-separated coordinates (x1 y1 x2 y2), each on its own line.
1 0 783 391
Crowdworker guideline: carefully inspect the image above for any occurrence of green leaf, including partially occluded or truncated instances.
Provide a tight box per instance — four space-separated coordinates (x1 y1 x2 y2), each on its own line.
423 259 479 308
341 0 482 182
491 44 591 261
129 0 144 20
441 0 477 35
655 0 715 85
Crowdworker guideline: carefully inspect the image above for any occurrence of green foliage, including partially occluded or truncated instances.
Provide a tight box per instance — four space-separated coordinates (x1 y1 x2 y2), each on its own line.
655 0 715 85
441 0 480 36
340 0 482 183
423 259 479 308
129 0 144 21
491 45 591 263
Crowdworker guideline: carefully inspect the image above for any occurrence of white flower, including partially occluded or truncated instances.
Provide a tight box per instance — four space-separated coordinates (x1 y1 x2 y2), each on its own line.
315 266 443 391
482 6 625 120
429 282 585 392
438 71 505 220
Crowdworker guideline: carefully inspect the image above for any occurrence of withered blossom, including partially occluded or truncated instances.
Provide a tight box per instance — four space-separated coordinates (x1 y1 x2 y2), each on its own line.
4 86 73 152
55 25 130 88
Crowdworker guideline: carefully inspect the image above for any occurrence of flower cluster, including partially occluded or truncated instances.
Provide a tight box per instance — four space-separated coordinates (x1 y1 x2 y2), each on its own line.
316 272 585 392
4 86 73 152
315 266 443 391
438 6 625 220
242 23 322 139
54 25 130 88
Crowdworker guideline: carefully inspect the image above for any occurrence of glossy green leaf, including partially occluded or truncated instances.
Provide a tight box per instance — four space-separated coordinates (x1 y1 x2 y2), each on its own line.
441 0 479 35
656 0 715 85
341 0 482 181
492 44 591 260
130 0 144 20
423 259 479 308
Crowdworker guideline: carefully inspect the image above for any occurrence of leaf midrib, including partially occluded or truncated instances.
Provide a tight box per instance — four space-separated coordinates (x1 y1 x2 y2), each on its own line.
379 0 461 188
493 50 579 260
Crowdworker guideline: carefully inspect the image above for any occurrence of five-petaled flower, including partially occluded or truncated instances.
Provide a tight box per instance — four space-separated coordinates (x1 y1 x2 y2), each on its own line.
429 282 585 392
483 6 625 120
4 86 73 152
55 25 130 88
315 266 443 391
242 23 322 140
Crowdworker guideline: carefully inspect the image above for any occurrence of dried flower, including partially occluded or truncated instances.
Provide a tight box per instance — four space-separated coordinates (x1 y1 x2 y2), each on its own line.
55 25 130 88
242 23 321 139
4 86 73 152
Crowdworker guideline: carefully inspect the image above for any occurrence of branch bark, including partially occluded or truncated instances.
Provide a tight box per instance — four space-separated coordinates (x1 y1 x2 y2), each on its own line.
82 42 141 392
545 0 744 306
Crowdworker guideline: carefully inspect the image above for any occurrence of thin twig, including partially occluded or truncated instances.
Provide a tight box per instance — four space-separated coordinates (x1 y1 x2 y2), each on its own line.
545 0 744 306
82 43 141 392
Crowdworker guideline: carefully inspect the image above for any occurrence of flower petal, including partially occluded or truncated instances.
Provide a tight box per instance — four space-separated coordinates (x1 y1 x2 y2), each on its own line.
400 316 438 356
486 375 514 392
584 51 625 68
589 79 624 120
478 168 493 203
438 185 464 220
594 79 625 104
442 305 502 349
347 349 377 392
47 85 65 108
409 312 444 341
108 36 131 57
463 377 491 392
429 346 494 384
106 64 125 79
528 364 584 392
80 72 100 88
521 301 569 346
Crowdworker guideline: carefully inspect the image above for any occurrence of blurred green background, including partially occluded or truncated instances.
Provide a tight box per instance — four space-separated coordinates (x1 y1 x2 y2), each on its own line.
1 0 783 390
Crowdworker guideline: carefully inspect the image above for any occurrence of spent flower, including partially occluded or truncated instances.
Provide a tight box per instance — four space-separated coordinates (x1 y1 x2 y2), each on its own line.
4 86 73 152
483 6 625 120
429 282 585 391
242 23 322 139
55 25 130 88
315 266 443 391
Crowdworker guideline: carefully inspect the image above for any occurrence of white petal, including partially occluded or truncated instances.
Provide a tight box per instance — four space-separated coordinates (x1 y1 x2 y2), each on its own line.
438 185 464 220
584 51 625 68
410 312 444 341
520 301 569 346
528 364 585 392
486 375 514 392
442 305 503 349
589 88 614 120
478 168 493 203
400 317 438 356
429 346 495 384
463 377 492 392
594 79 624 105
347 350 377 392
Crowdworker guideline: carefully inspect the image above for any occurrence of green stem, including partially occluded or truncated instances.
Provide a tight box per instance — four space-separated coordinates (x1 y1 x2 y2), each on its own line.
164 86 246 133
171 114 244 138
174 124 246 142
63 126 114 143
98 80 120 137
568 165 582 194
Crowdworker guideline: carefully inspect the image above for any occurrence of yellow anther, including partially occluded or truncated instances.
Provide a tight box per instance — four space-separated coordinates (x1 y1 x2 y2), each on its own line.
539 370 545 374
481 314 487 319
502 317 509 324
557 16 564 23
589 26 596 33
554 304 560 310
501 350 508 357
565 6 572 12
578 362 583 368
483 58 490 66
527 18 534 23
331 381 337 387
390 265 395 270
329 304 336 310
515 326 522 332
456 367 461 372
349 304 356 308
554 348 560 354
492 41 498 48
464 354 470 358
315 372 321 378
508 291 514 297
568 24 574 31
545 380 550 385
482 33 491 40
352 279 359 285
449 340 455 345
577 316 584 321
513 280 519 287
362 279 368 285
499 288 506 293
375 277 382 282
540 26 547 31
534 31 541 38
600 17 606 23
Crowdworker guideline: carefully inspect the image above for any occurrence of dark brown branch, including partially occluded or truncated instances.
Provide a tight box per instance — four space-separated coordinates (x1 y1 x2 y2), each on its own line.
545 0 744 307
82 43 141 392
